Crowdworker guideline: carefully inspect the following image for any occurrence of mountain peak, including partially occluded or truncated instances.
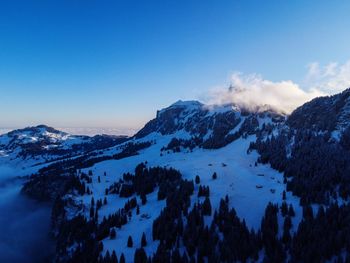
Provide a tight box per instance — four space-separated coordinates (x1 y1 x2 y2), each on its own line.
7 125 64 137
157 100 203 116
170 100 203 108
135 99 285 149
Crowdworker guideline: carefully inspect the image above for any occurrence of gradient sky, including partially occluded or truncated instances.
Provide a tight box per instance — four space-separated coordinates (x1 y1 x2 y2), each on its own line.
1 0 350 132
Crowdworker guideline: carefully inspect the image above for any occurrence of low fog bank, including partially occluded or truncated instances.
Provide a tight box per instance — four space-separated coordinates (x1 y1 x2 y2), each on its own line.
0 168 54 263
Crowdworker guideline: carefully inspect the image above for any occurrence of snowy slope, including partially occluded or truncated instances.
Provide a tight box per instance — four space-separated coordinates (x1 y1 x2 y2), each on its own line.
73 131 301 262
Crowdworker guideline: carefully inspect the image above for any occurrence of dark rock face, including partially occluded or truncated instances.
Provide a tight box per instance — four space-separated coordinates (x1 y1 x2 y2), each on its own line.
135 101 206 138
136 100 285 149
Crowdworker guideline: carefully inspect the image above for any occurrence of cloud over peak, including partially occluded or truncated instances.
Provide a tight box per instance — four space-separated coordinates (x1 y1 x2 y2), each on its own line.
206 72 324 114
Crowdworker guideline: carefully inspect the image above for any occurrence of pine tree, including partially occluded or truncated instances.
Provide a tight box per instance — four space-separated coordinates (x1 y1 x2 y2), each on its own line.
127 235 133 247
303 205 314 220
288 204 295 217
171 249 181 263
202 197 212 216
198 185 202 197
120 253 126 263
90 206 94 218
182 252 189 263
105 251 111 262
98 241 104 252
282 216 292 244
141 232 147 247
195 175 200 184
281 202 288 217
141 193 147 205
134 248 147 263
110 228 116 239
282 190 286 200
212 172 217 180
94 208 99 221
111 250 118 263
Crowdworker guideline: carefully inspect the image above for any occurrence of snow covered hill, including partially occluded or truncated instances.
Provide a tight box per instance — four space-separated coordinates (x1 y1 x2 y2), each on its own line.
0 125 128 169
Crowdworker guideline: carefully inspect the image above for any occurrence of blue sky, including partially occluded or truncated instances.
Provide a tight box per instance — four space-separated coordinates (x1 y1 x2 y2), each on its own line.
1 1 350 132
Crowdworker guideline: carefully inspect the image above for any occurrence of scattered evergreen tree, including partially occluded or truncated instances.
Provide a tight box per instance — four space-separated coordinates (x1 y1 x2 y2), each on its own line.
141 232 147 247
202 197 212 216
127 235 133 247
282 216 292 244
111 250 118 263
120 253 125 263
136 205 140 215
134 248 147 263
198 185 210 197
281 201 288 217
90 206 94 218
288 204 295 217
105 251 111 262
110 228 116 239
141 192 147 205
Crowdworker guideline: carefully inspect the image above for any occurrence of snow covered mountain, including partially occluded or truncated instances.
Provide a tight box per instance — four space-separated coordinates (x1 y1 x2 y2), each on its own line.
0 125 128 166
287 88 350 139
251 88 350 205
6 93 350 262
135 100 285 149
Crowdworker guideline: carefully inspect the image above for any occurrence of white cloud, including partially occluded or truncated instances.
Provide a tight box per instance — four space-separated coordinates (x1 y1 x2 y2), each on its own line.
205 72 325 114
305 60 350 94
